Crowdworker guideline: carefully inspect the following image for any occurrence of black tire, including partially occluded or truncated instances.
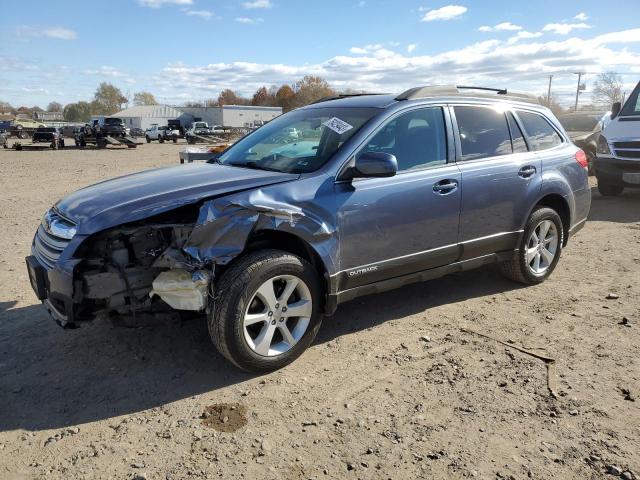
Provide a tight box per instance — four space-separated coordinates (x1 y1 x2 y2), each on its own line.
159 137 164 144
145 136 151 144
499 206 563 285
18 131 29 140
209 249 323 373
173 138 177 143
597 179 623 196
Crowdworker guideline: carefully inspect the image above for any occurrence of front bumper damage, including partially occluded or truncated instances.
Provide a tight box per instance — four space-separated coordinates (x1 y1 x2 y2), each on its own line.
27 188 335 327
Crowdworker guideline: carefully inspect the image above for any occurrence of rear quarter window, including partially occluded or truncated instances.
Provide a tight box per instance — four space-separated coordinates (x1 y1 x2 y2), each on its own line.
517 111 563 151
454 106 512 161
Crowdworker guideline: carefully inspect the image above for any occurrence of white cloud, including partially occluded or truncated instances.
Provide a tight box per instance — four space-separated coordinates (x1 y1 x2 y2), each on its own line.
543 22 591 35
16 26 77 40
242 0 272 8
235 17 264 24
407 44 417 53
420 5 467 22
43 28 77 40
84 66 127 78
574 12 588 21
139 0 192 7
185 9 213 19
507 30 543 44
156 28 640 106
478 22 522 32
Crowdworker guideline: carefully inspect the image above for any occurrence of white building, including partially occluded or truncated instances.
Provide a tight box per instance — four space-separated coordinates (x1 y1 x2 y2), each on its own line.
178 105 282 128
113 105 186 130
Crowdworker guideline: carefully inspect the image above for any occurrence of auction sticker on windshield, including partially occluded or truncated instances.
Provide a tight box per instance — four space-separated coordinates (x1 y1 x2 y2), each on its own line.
323 117 354 135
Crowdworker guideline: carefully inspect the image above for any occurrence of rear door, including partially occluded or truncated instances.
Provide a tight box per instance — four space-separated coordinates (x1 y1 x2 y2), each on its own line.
335 106 461 290
451 104 541 259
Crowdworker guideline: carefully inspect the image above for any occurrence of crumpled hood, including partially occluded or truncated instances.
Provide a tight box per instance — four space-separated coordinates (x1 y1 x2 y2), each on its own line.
55 163 298 235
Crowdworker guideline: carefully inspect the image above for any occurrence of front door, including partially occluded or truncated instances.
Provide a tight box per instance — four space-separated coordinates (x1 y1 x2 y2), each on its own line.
334 106 461 291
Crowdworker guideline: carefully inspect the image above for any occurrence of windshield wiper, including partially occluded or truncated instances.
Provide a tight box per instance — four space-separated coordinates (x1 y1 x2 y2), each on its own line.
226 161 282 172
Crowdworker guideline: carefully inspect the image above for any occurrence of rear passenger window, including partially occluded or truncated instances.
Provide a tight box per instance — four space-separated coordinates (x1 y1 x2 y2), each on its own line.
517 111 563 151
507 112 528 153
454 106 512 161
358 107 447 171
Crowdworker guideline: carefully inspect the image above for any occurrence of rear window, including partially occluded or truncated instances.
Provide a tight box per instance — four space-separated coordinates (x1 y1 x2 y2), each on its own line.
105 118 123 125
454 106 512 161
517 111 563 151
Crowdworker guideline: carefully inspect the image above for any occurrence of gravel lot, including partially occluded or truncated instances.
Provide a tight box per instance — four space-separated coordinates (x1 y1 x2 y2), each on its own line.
0 143 638 480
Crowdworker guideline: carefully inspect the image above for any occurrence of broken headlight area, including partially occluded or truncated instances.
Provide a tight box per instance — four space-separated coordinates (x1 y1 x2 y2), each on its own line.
75 221 211 319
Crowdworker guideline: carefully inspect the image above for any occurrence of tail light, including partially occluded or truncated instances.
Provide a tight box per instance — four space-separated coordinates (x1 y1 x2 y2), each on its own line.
575 149 589 170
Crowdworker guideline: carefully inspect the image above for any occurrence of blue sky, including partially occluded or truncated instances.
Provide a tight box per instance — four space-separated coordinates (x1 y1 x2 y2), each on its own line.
1 0 639 108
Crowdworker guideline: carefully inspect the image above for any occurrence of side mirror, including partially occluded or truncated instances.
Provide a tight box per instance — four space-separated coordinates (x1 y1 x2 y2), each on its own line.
353 152 398 178
611 101 621 119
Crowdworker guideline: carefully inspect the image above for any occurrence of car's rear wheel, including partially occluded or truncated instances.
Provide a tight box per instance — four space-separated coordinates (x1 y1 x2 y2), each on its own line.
499 207 563 285
597 179 623 196
208 249 323 373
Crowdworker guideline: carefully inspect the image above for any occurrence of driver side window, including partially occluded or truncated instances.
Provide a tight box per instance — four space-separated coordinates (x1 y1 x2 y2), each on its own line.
358 107 447 171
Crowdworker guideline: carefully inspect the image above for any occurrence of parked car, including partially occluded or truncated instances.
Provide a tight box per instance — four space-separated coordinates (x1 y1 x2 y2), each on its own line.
557 111 610 173
145 124 178 143
129 127 145 137
26 85 590 372
90 117 127 138
32 127 64 149
593 80 640 196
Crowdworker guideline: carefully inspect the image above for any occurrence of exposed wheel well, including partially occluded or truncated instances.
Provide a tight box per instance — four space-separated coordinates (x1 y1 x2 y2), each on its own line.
535 194 570 246
242 230 329 308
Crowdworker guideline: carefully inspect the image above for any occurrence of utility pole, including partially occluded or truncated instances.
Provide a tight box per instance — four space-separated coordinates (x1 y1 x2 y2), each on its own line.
547 75 553 105
574 72 584 112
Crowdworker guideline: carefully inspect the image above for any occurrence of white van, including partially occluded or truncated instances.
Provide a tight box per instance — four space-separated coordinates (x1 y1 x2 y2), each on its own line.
594 81 640 195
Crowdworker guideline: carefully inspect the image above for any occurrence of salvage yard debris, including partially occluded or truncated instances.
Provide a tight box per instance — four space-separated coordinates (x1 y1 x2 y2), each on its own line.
460 327 559 399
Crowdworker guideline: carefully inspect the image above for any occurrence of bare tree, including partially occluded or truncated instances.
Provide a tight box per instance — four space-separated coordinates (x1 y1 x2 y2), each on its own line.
133 91 157 106
592 73 624 107
47 101 63 112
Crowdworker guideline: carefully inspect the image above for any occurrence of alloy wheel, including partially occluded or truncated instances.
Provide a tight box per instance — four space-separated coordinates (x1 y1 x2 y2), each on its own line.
525 219 559 275
243 275 313 357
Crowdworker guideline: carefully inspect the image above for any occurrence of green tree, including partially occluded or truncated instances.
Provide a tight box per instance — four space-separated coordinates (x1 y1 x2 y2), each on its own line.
93 82 127 115
47 101 63 112
133 91 157 106
63 101 92 122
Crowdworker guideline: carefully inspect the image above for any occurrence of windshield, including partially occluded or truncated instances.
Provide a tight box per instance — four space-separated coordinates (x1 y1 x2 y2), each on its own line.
216 107 379 173
558 114 602 132
620 81 640 116
105 118 123 125
194 122 207 129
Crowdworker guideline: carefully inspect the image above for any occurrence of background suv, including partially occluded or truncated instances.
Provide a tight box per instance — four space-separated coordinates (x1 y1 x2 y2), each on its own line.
27 85 590 372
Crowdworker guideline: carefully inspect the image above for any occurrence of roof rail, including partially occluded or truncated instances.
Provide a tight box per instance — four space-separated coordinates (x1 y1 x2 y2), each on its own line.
395 85 459 101
311 92 387 104
395 85 538 103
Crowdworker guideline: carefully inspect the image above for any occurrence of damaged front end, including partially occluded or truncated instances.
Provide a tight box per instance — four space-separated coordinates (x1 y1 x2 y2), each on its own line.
75 209 212 321
47 185 335 326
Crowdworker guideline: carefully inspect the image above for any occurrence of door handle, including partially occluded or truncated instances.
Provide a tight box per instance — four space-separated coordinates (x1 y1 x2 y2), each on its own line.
433 179 458 195
518 165 537 178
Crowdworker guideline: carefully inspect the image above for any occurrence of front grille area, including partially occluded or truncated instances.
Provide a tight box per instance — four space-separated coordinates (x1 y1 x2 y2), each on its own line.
33 216 74 269
613 141 640 149
613 141 640 159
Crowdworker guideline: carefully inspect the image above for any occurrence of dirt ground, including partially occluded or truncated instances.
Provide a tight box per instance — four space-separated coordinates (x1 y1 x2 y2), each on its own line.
0 143 638 480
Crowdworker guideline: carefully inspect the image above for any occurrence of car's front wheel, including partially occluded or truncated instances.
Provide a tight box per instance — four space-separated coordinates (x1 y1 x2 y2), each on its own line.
145 136 151 143
208 249 323 373
499 206 563 285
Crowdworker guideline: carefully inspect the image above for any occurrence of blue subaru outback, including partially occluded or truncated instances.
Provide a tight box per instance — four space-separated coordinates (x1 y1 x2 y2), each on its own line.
27 86 591 372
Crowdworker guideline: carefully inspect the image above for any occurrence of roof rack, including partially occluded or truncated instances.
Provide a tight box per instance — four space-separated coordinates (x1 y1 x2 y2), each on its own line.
311 92 387 104
395 85 538 103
